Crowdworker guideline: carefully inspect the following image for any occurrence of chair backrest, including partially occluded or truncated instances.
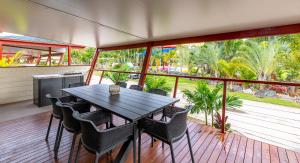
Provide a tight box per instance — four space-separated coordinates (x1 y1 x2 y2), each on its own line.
73 111 134 154
116 82 127 88
129 85 143 91
56 102 81 133
69 82 86 88
167 106 192 141
73 111 100 153
45 94 62 118
148 88 167 96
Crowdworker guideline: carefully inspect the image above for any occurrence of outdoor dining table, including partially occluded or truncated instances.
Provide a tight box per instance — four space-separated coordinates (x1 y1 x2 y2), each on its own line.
62 84 179 163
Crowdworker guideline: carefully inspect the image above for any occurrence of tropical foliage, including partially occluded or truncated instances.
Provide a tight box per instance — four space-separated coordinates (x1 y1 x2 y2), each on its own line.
183 81 242 126
105 64 130 84
144 76 172 92
0 51 23 67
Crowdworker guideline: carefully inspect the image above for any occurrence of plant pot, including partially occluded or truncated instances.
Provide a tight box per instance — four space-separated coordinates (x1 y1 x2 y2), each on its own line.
109 84 120 95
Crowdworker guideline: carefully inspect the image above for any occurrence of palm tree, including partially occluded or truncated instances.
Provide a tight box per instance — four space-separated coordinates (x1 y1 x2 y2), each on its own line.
237 39 278 82
192 43 222 77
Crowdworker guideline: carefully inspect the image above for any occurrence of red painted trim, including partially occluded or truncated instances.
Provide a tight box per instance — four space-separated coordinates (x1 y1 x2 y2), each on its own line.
100 23 300 50
68 46 71 66
0 38 85 49
138 44 153 86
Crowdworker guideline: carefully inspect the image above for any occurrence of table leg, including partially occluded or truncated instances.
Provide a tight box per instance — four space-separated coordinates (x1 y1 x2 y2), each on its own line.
114 140 132 163
114 122 138 163
133 123 137 163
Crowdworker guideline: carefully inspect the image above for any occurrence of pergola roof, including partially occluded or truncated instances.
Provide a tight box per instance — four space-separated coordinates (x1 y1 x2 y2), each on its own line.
1 0 300 48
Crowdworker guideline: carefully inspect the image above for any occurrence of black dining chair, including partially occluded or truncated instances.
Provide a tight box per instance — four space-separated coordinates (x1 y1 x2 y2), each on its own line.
147 88 168 146
138 105 195 163
116 82 127 88
148 88 168 96
54 102 112 162
129 85 143 91
69 82 86 88
45 94 77 146
73 111 134 163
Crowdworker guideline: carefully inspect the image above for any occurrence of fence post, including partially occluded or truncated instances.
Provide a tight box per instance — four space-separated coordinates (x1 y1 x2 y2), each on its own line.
221 80 227 134
173 77 179 98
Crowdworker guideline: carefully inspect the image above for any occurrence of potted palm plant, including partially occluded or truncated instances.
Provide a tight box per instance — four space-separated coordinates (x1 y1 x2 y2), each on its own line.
106 64 130 95
183 81 242 131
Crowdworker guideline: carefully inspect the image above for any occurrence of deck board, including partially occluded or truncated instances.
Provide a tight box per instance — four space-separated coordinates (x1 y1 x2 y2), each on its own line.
0 111 299 163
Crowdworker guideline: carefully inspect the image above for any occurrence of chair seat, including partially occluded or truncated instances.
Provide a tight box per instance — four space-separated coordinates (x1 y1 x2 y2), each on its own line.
80 110 112 126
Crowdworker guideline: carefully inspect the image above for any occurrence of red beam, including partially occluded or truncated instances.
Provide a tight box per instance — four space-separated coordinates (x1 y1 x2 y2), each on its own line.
100 23 300 50
173 77 179 98
0 38 85 49
86 48 101 85
0 43 3 60
138 44 153 86
36 51 41 66
68 46 71 66
48 47 52 66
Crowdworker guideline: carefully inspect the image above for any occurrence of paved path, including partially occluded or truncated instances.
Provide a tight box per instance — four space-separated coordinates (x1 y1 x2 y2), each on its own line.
189 98 300 152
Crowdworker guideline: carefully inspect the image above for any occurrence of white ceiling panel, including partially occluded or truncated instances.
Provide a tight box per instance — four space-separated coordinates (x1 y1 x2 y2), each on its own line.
0 0 300 47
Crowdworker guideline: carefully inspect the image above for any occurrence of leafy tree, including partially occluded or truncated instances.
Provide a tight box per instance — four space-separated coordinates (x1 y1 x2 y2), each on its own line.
237 39 278 83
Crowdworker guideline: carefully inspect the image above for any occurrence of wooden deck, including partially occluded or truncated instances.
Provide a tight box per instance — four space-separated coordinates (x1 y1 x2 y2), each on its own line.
0 111 299 163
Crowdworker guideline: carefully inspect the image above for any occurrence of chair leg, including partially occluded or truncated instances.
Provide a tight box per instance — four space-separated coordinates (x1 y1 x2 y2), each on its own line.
54 119 62 155
54 124 64 159
169 143 175 163
138 129 141 163
68 133 77 163
151 137 154 147
95 153 100 163
75 139 82 163
186 130 195 163
45 114 53 141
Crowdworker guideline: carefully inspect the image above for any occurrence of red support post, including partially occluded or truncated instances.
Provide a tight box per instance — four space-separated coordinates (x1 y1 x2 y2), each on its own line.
58 53 64 65
68 46 71 66
48 47 52 66
0 42 3 60
86 48 101 85
173 77 179 98
138 44 153 86
221 81 227 134
36 51 41 66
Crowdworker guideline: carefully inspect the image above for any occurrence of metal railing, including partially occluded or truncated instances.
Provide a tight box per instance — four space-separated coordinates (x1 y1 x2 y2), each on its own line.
94 69 300 133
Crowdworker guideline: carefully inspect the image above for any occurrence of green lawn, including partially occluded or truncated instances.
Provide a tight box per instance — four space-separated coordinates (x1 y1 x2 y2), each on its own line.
148 77 300 109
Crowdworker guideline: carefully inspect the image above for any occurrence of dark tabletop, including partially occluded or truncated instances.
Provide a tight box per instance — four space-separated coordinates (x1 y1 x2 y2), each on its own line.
62 84 179 121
